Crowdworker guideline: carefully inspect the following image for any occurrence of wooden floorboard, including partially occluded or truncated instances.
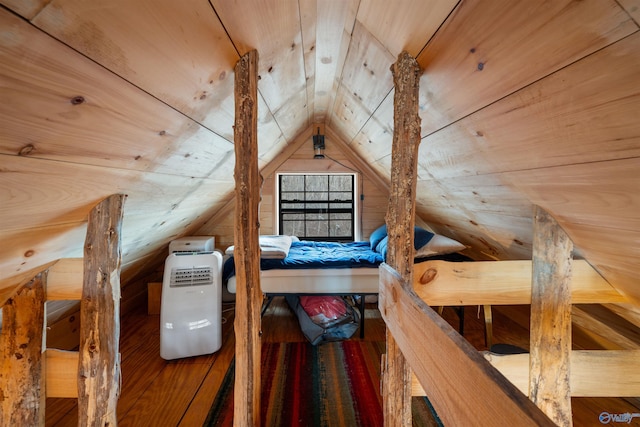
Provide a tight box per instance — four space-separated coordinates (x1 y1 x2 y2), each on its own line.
45 298 639 426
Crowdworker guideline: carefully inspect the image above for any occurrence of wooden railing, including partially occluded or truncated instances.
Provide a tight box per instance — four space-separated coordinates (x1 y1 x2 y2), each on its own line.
379 50 637 427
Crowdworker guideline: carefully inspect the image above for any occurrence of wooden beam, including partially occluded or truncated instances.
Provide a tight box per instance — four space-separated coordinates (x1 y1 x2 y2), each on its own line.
1 260 58 307
46 258 83 300
413 259 625 305
572 304 640 349
233 49 261 427
381 50 422 426
529 206 573 426
483 350 640 397
380 265 554 426
78 194 126 426
0 273 46 426
45 349 79 398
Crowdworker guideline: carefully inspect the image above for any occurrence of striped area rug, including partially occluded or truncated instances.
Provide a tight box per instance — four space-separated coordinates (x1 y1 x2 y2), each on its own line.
204 341 442 426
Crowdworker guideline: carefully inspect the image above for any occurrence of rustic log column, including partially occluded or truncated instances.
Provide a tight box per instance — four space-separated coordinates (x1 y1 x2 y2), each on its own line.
78 193 126 426
0 275 46 426
233 49 261 427
382 50 421 426
529 206 573 426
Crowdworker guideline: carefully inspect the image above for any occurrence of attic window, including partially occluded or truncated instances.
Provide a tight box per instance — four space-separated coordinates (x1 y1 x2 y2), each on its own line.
277 173 355 242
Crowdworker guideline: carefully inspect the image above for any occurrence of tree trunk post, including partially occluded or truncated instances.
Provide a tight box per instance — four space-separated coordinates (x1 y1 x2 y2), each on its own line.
233 49 262 427
529 206 573 426
382 50 422 427
78 193 126 426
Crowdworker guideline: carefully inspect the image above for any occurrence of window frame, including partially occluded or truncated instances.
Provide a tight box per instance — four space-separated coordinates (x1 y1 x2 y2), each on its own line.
276 172 358 242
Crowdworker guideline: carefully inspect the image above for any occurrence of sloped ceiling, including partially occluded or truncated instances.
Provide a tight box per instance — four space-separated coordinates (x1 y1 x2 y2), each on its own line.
1 0 639 303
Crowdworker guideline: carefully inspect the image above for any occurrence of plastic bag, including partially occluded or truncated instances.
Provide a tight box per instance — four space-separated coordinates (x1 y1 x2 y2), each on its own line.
286 295 360 345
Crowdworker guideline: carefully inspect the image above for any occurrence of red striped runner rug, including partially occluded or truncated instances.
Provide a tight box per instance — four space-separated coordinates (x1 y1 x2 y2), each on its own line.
204 340 441 426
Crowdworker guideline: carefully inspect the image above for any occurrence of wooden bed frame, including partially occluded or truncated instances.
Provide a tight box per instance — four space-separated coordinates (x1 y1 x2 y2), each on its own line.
227 267 379 338
226 264 466 339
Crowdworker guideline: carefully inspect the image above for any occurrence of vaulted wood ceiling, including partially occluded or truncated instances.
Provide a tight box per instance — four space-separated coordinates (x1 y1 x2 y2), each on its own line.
1 0 639 305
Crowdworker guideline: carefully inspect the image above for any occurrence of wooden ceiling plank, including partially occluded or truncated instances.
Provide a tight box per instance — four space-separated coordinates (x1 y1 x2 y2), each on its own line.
415 0 637 135
298 0 317 125
356 0 458 57
0 9 233 176
328 21 395 142
0 156 230 232
0 0 49 19
509 158 640 232
611 0 640 26
420 31 640 179
32 0 239 140
211 0 309 139
326 127 389 193
312 0 358 123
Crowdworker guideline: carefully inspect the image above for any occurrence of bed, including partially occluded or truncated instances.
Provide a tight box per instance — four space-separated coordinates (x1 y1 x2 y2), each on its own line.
223 227 469 338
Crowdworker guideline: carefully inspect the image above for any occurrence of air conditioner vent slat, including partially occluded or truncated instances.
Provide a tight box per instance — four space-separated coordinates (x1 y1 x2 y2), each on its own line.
170 267 213 287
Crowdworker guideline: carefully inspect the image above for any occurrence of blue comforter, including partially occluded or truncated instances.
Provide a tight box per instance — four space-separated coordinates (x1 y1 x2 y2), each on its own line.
223 240 383 280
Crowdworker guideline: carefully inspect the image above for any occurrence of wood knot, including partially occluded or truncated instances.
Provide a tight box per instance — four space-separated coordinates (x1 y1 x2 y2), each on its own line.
70 96 85 105
19 144 35 156
419 268 437 284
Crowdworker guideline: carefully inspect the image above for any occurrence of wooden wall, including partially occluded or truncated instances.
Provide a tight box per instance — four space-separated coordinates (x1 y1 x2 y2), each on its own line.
200 130 389 251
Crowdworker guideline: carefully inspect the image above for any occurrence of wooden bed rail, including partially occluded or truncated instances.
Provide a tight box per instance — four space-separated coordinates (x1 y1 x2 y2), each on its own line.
407 258 636 400
413 259 626 306
379 263 555 426
0 194 125 426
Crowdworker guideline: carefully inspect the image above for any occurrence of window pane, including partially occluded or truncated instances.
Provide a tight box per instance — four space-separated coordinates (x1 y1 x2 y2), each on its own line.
279 173 354 241
281 192 305 202
282 222 304 236
329 175 352 190
306 221 328 237
282 213 304 220
305 176 328 191
306 192 328 201
330 192 352 201
330 220 352 237
281 175 304 191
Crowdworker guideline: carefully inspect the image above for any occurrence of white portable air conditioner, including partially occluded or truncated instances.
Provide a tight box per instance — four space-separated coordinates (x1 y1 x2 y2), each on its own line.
160 251 223 360
168 236 215 255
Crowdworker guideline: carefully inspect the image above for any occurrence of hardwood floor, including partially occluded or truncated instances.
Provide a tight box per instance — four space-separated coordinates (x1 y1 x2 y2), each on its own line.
45 298 639 426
